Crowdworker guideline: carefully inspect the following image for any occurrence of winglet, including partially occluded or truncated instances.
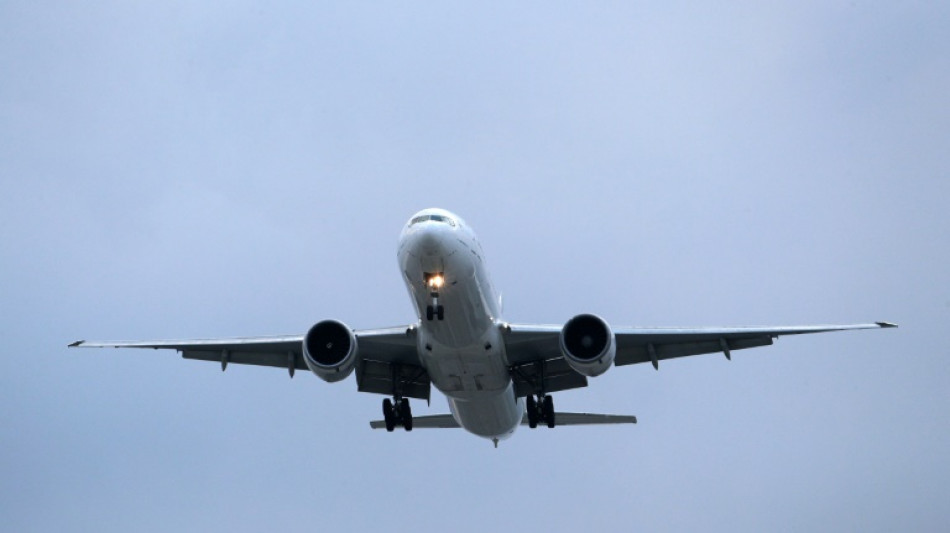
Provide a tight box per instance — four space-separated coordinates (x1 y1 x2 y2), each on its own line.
68 340 84 348
876 322 898 328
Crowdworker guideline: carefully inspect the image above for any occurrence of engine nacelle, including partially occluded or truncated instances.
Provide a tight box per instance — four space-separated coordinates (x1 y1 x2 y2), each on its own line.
559 313 616 377
302 319 358 383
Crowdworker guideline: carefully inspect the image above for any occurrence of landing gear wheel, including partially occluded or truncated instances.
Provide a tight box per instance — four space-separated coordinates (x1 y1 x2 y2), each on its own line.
426 305 434 321
526 395 538 428
382 398 396 432
436 305 444 321
401 398 413 431
543 395 555 428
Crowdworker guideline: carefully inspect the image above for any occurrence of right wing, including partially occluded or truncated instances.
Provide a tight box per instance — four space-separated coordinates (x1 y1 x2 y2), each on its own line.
504 322 896 397
69 325 433 400
70 335 308 372
611 323 897 367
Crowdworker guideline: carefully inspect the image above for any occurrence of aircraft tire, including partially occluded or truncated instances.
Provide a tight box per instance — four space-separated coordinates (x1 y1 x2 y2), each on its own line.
543 396 555 428
526 395 538 428
401 398 413 431
383 398 396 432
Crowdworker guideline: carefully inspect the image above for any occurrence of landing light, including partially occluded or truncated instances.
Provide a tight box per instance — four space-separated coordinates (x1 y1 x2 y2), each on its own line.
428 275 444 288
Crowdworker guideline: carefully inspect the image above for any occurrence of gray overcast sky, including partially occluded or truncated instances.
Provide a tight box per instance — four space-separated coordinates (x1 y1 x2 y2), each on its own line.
2 2 947 531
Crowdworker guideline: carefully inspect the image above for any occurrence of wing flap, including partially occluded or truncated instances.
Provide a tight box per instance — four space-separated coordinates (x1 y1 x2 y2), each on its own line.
614 335 773 366
182 348 308 370
356 359 431 401
509 357 588 397
72 337 307 372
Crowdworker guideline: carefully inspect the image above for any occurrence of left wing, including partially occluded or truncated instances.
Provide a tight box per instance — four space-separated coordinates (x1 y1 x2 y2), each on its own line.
504 322 897 397
69 325 432 400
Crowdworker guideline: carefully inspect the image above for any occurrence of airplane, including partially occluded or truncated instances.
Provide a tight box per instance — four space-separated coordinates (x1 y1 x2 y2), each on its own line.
70 208 896 447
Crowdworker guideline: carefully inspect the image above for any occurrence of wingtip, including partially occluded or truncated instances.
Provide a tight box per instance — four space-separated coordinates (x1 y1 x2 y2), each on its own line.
68 340 84 348
876 322 898 328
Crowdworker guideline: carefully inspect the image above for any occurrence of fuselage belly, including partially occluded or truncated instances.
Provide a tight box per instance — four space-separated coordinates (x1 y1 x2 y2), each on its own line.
397 209 522 441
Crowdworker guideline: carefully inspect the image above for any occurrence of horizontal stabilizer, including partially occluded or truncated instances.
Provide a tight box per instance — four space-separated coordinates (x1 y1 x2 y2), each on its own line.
369 414 460 429
369 412 637 430
524 412 638 426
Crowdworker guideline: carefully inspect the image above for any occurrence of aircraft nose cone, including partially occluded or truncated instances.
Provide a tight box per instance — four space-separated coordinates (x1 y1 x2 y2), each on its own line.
408 224 451 256
420 235 447 257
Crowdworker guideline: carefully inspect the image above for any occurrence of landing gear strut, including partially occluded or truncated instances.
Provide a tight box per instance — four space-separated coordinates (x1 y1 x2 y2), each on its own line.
424 272 445 321
382 397 413 432
425 304 444 321
526 394 556 429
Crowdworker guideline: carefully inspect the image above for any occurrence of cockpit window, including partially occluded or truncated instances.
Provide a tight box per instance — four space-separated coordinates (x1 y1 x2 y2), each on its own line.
409 214 456 227
430 215 454 225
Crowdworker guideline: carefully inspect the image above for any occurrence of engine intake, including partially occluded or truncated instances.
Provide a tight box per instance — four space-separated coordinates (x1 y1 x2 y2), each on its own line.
302 319 358 383
559 313 616 377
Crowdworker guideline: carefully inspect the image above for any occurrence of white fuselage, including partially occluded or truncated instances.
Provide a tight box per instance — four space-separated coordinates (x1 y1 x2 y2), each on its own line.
397 208 523 441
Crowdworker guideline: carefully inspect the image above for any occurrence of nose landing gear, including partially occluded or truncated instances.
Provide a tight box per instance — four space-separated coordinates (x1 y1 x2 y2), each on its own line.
424 272 445 321
425 304 445 321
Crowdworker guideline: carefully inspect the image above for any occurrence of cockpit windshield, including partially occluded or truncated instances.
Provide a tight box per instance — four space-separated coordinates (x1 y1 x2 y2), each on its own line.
410 214 456 227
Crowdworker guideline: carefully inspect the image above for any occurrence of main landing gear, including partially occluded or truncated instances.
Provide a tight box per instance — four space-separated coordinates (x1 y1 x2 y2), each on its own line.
382 397 413 432
525 394 556 429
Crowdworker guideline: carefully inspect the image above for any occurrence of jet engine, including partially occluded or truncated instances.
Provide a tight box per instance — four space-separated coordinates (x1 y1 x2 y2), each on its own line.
302 319 358 383
559 313 616 377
